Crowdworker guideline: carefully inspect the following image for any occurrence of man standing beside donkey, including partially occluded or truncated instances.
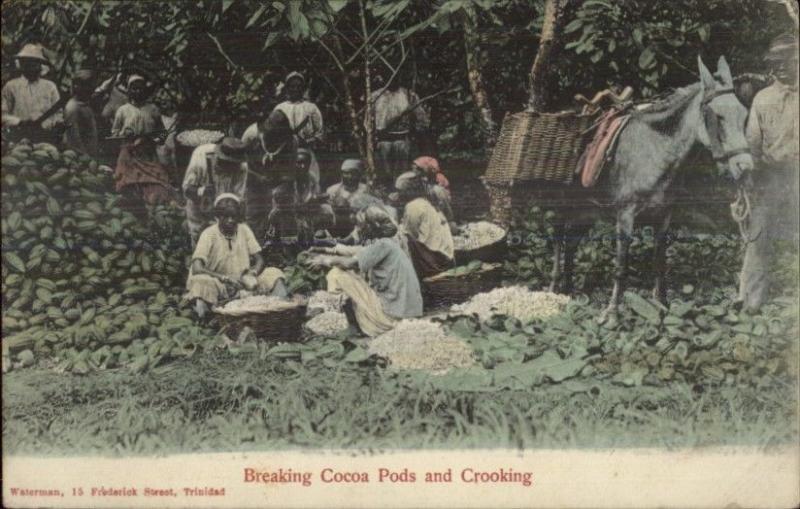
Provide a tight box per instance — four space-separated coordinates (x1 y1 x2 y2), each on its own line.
739 33 799 311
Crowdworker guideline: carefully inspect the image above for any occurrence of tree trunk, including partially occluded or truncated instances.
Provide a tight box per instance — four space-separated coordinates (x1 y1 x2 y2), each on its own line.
462 5 498 148
333 36 364 159
527 0 570 112
358 0 376 180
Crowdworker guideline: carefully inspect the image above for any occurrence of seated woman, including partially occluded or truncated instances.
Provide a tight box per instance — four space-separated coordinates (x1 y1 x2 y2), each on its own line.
412 156 449 190
185 193 287 319
337 192 399 246
394 172 455 279
411 156 454 223
306 205 422 337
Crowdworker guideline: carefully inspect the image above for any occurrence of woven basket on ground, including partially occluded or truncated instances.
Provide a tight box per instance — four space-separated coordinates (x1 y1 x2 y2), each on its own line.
484 111 597 185
454 234 508 265
422 263 504 309
213 298 307 342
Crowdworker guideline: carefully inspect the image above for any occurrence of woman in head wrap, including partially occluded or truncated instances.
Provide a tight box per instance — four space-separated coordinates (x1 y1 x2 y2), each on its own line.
412 156 449 190
185 193 287 319
411 156 454 222
111 73 173 208
394 171 455 279
337 191 398 245
306 205 422 337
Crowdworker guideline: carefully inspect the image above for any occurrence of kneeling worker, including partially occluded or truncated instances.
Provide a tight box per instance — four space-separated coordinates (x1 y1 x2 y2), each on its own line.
306 205 422 337
186 194 287 319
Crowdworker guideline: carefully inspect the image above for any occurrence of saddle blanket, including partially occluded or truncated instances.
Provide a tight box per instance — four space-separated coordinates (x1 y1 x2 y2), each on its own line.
577 108 630 188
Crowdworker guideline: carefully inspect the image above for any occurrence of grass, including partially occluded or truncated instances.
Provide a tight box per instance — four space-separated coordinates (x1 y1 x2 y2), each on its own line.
3 318 797 456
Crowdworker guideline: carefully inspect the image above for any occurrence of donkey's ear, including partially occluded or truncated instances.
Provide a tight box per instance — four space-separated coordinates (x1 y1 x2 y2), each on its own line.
716 56 734 87
698 55 716 92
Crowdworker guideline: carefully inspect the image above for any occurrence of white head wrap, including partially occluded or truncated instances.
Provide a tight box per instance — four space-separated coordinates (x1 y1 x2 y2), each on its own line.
127 74 146 88
213 193 241 207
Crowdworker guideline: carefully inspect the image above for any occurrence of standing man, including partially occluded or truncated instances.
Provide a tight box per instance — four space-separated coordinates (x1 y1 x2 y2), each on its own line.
739 33 799 311
182 137 250 247
371 79 430 185
1 43 63 141
273 71 323 193
63 69 99 158
273 72 324 149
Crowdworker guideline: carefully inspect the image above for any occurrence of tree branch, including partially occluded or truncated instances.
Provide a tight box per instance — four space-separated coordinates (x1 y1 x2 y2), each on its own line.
343 8 399 67
206 32 240 72
316 36 346 72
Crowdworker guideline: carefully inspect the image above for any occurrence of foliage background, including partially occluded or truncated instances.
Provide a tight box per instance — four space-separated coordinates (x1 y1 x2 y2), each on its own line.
1 0 794 159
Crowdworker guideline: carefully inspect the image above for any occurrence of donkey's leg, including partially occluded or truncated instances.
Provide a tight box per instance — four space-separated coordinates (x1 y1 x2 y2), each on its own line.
549 223 564 293
651 208 673 304
600 205 636 322
562 223 589 294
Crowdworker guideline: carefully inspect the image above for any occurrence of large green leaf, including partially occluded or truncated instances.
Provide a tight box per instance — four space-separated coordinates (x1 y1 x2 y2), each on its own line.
245 4 267 29
638 47 656 69
429 366 493 392
287 2 309 41
327 0 348 12
625 292 661 324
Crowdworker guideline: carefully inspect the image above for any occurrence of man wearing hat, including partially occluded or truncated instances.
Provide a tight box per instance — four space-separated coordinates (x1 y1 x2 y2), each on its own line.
63 69 99 158
182 137 251 247
739 33 799 311
1 43 62 134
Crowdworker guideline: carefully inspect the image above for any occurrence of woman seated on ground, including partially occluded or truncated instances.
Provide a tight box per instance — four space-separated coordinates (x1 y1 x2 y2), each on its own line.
185 194 287 319
306 205 422 337
411 156 454 223
337 192 399 246
394 172 455 279
412 156 449 190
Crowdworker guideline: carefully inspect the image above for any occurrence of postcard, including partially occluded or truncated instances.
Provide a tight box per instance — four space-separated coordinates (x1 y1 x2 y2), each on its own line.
2 0 799 507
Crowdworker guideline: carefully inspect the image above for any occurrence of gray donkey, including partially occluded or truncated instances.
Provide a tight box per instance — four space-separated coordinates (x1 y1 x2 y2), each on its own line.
546 56 754 322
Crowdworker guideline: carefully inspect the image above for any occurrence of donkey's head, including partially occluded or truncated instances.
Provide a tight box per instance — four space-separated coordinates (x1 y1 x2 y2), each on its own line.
697 56 754 182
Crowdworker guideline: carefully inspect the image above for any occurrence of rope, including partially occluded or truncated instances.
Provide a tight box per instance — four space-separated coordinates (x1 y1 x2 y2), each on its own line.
730 186 759 244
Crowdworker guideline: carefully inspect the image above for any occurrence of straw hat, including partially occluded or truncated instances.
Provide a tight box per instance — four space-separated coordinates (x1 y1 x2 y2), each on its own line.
14 44 49 64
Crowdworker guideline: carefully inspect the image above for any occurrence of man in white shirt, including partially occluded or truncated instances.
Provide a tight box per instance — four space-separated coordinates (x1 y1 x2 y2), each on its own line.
182 137 250 247
272 72 323 150
1 43 63 138
371 80 429 183
739 33 799 311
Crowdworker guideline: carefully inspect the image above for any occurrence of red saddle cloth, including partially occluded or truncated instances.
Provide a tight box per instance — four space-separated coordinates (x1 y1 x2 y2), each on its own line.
577 108 630 188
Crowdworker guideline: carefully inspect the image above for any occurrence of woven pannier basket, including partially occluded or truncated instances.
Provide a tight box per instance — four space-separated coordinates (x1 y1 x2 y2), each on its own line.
484 111 596 185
